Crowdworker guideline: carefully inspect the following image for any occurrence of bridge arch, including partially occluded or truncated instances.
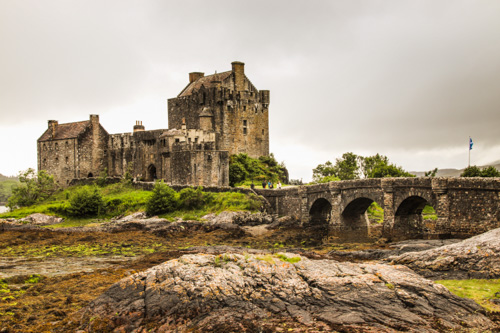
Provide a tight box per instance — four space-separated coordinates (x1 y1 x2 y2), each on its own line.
309 198 332 226
340 197 377 238
393 195 434 239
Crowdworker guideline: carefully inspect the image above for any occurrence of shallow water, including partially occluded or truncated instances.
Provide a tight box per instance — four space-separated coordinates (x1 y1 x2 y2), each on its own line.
0 256 134 278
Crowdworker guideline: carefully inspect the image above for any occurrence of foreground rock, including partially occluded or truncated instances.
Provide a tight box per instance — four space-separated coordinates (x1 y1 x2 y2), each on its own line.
389 227 500 279
78 253 494 332
0 213 63 230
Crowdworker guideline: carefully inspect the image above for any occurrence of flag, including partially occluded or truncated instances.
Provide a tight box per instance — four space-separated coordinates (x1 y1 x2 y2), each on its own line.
469 137 473 150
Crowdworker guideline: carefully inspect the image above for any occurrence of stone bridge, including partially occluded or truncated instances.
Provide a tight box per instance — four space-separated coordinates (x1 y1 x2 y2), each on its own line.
255 177 500 240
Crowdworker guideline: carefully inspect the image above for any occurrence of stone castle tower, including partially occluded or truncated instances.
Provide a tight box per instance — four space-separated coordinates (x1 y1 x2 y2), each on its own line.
168 61 270 158
37 61 270 186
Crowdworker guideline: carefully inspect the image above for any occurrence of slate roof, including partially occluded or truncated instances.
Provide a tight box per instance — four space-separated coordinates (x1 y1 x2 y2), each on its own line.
178 71 232 97
38 121 90 141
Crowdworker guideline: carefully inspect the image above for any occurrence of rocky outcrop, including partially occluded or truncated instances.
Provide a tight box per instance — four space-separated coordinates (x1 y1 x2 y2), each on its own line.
389 227 500 279
328 239 461 261
78 253 494 332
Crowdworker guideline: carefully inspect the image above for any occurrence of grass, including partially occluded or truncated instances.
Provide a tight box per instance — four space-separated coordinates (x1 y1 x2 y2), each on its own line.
436 279 500 312
0 182 262 227
366 203 437 223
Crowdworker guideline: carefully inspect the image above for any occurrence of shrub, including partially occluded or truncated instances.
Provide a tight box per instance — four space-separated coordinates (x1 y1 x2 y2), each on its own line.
7 169 56 209
145 181 178 216
179 187 206 210
67 186 104 217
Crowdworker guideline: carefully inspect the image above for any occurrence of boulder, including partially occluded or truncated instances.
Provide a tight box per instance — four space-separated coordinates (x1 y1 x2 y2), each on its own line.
18 213 64 226
78 253 494 332
389 227 500 279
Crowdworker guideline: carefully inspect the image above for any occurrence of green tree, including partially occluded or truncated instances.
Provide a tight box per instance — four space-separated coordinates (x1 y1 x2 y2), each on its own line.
7 169 56 209
228 153 288 186
460 166 482 177
480 166 500 177
461 165 500 177
145 181 179 216
312 161 336 182
424 168 438 177
333 152 360 180
67 186 103 217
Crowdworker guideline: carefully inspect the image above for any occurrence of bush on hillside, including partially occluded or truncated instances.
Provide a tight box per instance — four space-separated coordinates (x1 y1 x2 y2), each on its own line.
179 187 211 210
146 181 179 216
67 186 104 217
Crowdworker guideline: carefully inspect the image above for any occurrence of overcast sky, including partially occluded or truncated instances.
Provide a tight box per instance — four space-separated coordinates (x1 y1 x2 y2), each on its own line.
1 0 499 181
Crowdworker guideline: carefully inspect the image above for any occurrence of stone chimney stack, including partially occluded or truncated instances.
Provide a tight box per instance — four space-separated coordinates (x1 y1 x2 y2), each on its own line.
189 72 204 83
133 121 145 132
48 120 58 139
231 61 245 91
90 114 99 127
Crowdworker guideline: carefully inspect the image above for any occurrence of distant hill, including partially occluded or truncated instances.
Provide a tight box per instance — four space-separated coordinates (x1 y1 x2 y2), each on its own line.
0 173 18 181
411 162 500 177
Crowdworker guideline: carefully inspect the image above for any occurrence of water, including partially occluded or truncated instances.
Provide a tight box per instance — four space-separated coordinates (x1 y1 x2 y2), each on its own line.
0 205 8 214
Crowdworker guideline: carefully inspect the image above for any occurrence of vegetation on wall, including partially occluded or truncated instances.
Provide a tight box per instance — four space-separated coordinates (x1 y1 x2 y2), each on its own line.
312 152 414 183
229 153 288 187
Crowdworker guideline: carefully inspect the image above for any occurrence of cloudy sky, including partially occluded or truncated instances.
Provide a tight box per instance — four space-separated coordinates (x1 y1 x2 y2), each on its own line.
1 0 499 181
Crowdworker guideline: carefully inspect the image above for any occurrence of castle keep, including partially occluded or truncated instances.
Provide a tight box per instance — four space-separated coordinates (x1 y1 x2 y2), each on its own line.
37 61 270 186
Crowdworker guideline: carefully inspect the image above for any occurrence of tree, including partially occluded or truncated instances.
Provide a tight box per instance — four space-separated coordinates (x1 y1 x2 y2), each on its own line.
145 181 179 216
333 152 360 180
312 152 414 182
424 168 438 177
229 153 288 186
461 165 500 177
7 169 56 209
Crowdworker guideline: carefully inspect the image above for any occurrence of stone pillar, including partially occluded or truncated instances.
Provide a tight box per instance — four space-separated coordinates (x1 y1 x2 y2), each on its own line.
298 186 309 225
381 178 395 238
432 178 450 235
327 184 342 236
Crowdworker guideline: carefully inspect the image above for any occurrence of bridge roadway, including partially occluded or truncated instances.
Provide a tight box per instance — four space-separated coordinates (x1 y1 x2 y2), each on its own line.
254 177 500 240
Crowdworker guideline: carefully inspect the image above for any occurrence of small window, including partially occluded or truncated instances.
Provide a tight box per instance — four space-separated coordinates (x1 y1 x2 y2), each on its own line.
65 141 69 148
43 158 47 165
175 138 180 143
243 120 247 126
55 157 59 163
65 156 69 164
243 128 247 135
243 106 246 111
262 129 265 135
194 138 198 143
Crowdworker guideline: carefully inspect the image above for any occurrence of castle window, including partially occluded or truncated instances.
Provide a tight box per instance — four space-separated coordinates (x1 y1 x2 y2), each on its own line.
243 106 246 111
243 120 247 126
65 156 69 164
175 138 180 143
262 129 265 135
43 158 46 166
243 127 247 135
65 141 69 148
194 137 198 143
55 157 59 163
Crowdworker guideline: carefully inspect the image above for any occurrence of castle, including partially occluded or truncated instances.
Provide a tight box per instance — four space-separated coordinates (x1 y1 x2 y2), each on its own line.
37 61 270 186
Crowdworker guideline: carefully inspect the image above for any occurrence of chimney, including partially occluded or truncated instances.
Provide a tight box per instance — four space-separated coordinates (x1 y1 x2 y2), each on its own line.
133 120 145 132
189 72 204 83
90 114 99 127
48 120 58 139
231 61 245 91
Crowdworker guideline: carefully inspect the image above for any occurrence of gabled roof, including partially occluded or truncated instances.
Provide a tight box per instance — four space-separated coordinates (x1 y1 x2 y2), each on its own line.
38 121 90 142
178 71 232 97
